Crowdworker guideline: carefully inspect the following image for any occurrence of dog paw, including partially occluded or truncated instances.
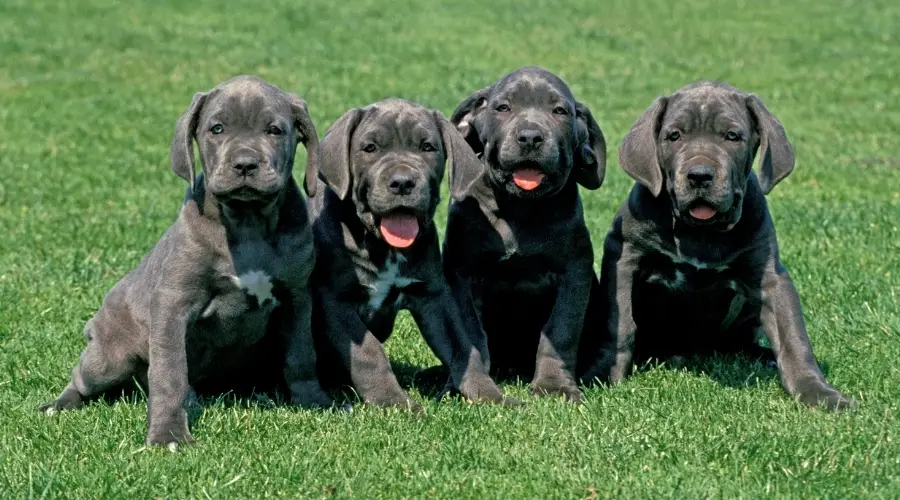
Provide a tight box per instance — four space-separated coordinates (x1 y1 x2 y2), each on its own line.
794 382 858 411
459 376 510 405
291 391 336 410
531 377 584 404
147 421 195 448
289 381 336 409
365 391 423 412
38 388 85 413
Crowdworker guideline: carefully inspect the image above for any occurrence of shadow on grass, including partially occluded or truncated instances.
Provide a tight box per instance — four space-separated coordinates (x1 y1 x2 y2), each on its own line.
71 377 347 430
633 349 787 390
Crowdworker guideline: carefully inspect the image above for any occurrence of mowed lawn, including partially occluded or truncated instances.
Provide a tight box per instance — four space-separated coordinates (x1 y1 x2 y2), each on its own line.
1 0 899 497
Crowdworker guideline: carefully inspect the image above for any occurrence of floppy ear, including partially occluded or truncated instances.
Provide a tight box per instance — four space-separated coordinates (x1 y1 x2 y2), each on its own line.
288 94 320 198
573 101 607 190
170 91 209 188
746 94 795 194
618 96 668 197
317 108 363 200
449 86 491 155
435 111 486 201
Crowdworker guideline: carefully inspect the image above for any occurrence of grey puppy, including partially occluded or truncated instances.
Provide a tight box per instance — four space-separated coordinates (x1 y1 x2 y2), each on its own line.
39 75 334 447
588 81 856 409
436 67 607 403
309 98 515 410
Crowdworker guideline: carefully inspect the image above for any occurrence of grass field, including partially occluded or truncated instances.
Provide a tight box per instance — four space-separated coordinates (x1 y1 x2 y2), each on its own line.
1 0 899 497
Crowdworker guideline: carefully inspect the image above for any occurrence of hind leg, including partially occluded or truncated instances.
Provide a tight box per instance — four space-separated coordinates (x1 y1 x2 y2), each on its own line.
40 320 139 413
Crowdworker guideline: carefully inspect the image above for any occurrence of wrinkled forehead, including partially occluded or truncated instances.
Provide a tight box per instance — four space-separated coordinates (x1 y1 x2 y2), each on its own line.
202 80 291 125
663 86 751 131
358 101 440 143
493 72 574 105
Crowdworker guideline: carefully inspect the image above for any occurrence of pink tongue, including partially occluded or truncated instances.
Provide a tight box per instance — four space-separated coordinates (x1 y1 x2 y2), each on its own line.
379 214 420 248
690 205 718 220
512 169 545 191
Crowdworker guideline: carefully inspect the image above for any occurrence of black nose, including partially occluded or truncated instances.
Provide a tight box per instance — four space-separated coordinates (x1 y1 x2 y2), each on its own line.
232 156 260 175
687 165 715 187
388 173 416 196
517 129 544 149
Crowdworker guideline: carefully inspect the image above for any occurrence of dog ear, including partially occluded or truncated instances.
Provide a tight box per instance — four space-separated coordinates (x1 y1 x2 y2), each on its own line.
317 107 364 200
436 111 486 201
573 101 607 190
449 86 491 155
288 94 320 198
746 94 795 194
618 96 668 197
171 91 209 189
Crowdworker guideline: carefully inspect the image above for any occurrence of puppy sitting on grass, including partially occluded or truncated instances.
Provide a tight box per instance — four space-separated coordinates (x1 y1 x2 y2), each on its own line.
435 67 608 403
590 81 856 410
40 76 333 448
309 99 517 410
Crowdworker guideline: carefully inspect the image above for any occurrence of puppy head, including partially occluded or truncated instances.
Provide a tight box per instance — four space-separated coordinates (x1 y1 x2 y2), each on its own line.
619 81 794 230
170 75 320 205
318 99 481 250
450 66 606 199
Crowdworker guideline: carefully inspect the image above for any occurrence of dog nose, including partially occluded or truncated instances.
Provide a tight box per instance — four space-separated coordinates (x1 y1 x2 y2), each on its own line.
232 156 260 175
687 165 715 187
517 129 544 149
388 173 416 196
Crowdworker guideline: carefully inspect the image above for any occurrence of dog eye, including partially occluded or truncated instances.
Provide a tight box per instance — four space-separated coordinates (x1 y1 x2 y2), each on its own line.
362 144 377 153
267 125 283 136
666 131 681 142
725 131 741 141
421 142 437 152
552 106 568 115
495 104 510 113
210 124 224 135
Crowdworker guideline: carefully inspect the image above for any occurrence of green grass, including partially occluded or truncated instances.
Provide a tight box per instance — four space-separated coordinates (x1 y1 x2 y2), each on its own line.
1 0 899 497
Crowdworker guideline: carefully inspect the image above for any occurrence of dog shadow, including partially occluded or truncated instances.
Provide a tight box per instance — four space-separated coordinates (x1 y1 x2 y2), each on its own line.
391 360 447 400
633 351 785 390
80 378 323 430
400 360 541 401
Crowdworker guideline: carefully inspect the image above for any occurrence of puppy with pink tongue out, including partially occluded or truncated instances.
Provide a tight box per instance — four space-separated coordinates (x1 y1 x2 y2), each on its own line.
511 168 545 192
307 99 516 410
429 67 609 403
379 213 419 248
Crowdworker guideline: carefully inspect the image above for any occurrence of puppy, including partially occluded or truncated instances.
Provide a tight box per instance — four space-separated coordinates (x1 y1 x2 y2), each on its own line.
309 98 514 409
438 67 607 403
592 81 856 409
40 76 333 447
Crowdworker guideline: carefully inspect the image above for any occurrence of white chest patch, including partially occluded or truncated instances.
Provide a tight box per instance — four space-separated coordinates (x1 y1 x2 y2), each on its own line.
367 253 419 311
231 270 278 306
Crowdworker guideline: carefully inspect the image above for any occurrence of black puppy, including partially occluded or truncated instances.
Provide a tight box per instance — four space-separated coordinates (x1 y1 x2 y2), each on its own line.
437 67 607 403
591 81 856 409
309 99 515 410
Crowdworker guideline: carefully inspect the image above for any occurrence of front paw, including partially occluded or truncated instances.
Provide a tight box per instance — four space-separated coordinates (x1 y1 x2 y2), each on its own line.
38 387 85 414
794 381 858 411
532 375 584 404
146 419 195 450
289 380 336 409
365 389 423 412
459 375 521 406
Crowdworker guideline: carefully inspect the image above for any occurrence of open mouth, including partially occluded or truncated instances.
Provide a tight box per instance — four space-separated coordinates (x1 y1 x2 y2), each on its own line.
688 201 718 222
511 168 546 191
689 203 717 220
378 209 421 249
